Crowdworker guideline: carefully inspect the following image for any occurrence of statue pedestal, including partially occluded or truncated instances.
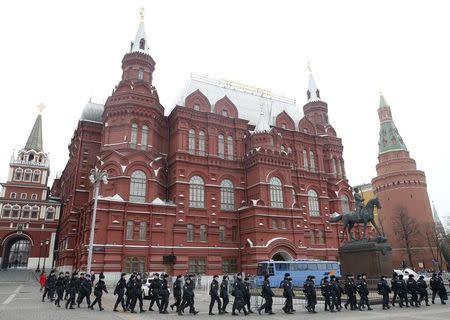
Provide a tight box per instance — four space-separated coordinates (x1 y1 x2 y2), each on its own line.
338 241 393 278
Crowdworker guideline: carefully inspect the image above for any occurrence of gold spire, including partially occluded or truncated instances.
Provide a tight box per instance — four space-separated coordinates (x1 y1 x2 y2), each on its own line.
37 103 45 114
140 7 145 21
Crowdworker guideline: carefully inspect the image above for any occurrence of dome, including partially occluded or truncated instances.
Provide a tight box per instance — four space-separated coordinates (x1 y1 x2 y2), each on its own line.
80 102 104 123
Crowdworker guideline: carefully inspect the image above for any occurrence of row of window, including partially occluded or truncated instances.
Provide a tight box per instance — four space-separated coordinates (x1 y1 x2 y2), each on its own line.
18 152 45 163
13 168 41 182
188 129 234 159
130 123 149 149
9 192 38 200
1 205 55 220
123 256 237 275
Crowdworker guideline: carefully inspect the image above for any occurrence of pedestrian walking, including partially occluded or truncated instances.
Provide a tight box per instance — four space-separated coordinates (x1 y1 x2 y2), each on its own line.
377 275 391 310
39 272 46 292
65 272 79 309
417 275 430 306
220 275 229 313
406 274 419 307
208 275 222 315
54 272 65 307
303 275 317 313
148 273 162 311
257 274 274 315
113 272 127 312
231 273 248 316
170 275 182 312
160 273 170 314
179 277 198 315
90 272 108 311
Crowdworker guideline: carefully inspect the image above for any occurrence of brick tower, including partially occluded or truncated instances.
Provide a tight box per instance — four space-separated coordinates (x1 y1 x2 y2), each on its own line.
372 94 435 269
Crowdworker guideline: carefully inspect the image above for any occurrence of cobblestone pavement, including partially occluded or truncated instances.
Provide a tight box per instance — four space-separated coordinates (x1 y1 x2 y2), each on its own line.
1 270 449 320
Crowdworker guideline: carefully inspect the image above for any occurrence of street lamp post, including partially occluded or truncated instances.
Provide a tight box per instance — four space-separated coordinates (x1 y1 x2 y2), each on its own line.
35 241 43 272
42 239 49 272
87 168 108 274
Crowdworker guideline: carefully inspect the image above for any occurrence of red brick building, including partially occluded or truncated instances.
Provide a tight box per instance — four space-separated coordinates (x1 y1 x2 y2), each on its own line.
372 95 436 269
52 19 356 276
0 112 61 270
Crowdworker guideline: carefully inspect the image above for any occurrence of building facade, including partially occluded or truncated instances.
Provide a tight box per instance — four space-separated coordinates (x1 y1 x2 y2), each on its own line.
0 113 61 270
372 95 436 270
52 18 356 276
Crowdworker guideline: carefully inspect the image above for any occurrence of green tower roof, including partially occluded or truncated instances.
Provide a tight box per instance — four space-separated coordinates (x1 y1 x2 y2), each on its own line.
378 95 407 155
25 114 43 152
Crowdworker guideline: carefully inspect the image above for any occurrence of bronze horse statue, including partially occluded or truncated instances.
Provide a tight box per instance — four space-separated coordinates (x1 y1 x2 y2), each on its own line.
329 197 384 241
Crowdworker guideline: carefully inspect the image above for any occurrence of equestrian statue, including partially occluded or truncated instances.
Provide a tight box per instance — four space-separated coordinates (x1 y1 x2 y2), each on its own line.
329 190 385 242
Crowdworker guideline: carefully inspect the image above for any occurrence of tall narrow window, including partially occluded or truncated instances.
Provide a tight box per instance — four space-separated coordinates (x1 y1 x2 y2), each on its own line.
198 131 206 156
218 134 224 158
126 221 134 240
220 179 234 211
2 205 11 218
31 206 39 219
130 170 147 203
187 224 194 242
219 226 226 242
341 194 350 213
189 176 204 208
269 177 283 208
310 230 315 245
10 192 16 199
193 104 200 111
331 158 337 176
46 207 55 220
188 129 196 155
138 68 144 80
11 205 20 218
33 170 41 182
20 193 27 199
291 189 296 206
227 136 233 160
14 168 23 181
336 158 342 178
141 125 148 150
139 222 147 240
24 169 32 181
318 230 325 244
308 189 320 216
303 150 309 170
231 226 238 242
139 38 145 50
22 206 31 219
309 151 316 172
130 123 138 147
200 224 207 241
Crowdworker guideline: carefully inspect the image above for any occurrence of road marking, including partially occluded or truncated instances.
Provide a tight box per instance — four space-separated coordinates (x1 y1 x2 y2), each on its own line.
14 285 23 293
2 285 23 304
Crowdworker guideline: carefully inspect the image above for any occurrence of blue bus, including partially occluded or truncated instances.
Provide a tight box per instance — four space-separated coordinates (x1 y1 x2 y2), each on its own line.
255 259 341 288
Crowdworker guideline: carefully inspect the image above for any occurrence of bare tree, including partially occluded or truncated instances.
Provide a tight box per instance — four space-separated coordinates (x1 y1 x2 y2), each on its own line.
424 222 443 270
393 207 421 268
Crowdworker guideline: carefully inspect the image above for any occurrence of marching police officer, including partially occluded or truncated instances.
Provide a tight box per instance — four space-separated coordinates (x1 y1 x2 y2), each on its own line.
320 276 331 311
430 273 438 304
65 272 79 309
329 275 341 312
113 272 127 312
63 271 71 300
391 272 399 306
377 275 391 310
417 275 430 306
258 274 274 315
160 273 170 314
303 275 317 313
54 272 65 307
436 272 448 304
179 277 198 315
243 277 253 313
42 269 56 302
125 273 135 310
171 275 183 312
281 273 294 314
77 273 92 308
397 274 408 307
209 275 222 315
90 272 108 311
406 274 419 307
130 274 145 313
148 273 162 311
220 275 230 313
344 274 357 310
231 273 248 316
356 274 372 311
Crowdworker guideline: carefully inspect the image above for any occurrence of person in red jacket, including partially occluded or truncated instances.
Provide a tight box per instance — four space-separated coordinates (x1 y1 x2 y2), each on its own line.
39 272 47 291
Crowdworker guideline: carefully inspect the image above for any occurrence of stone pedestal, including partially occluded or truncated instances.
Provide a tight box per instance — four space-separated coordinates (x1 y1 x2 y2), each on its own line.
339 241 393 278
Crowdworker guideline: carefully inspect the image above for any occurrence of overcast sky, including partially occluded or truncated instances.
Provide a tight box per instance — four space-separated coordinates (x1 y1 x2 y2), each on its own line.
0 0 449 219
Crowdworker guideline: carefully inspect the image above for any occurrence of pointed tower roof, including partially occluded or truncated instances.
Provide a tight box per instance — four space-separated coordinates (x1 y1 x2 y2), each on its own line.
306 64 321 102
377 94 407 155
131 9 149 53
25 113 43 152
254 105 271 133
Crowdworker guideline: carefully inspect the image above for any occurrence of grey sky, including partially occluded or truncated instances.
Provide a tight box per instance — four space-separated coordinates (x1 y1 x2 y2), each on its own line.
0 0 448 218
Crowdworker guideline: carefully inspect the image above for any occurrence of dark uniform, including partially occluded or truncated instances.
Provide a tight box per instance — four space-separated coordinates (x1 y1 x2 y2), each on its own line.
160 274 170 313
437 273 448 304
209 275 222 315
417 275 429 306
63 272 71 300
397 275 409 307
130 275 145 313
303 275 317 313
280 273 294 314
320 276 331 311
65 273 79 309
329 275 341 312
90 273 108 311
344 274 357 310
391 273 399 306
258 275 274 315
125 274 135 310
243 277 253 313
54 272 65 307
356 274 372 311
113 273 127 312
170 275 182 312
231 273 248 315
377 276 391 309
42 270 56 302
77 274 92 307
179 279 198 315
220 275 229 313
406 274 419 307
148 273 162 311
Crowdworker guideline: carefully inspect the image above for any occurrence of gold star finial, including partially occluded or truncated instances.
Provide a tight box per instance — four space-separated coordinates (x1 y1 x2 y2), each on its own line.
37 103 45 114
140 7 145 21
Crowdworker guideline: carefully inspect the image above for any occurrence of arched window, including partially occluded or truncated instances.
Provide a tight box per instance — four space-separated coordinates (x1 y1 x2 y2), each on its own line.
22 205 31 219
11 205 20 218
24 169 32 181
341 194 350 213
139 38 145 50
303 150 308 170
308 189 320 216
200 224 207 241
31 206 39 219
218 134 224 158
220 179 235 211
10 192 16 199
336 158 342 178
269 177 283 208
331 158 337 176
14 168 23 181
188 129 195 155
46 207 55 220
130 170 147 203
141 125 148 149
138 68 144 80
309 151 316 172
31 194 37 200
189 176 204 208
130 123 138 147
33 170 41 182
2 205 11 218
227 136 233 160
198 131 206 156
186 224 194 242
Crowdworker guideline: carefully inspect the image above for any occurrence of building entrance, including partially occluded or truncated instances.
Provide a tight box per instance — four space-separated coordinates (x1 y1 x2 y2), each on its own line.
1 237 31 269
271 251 293 261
